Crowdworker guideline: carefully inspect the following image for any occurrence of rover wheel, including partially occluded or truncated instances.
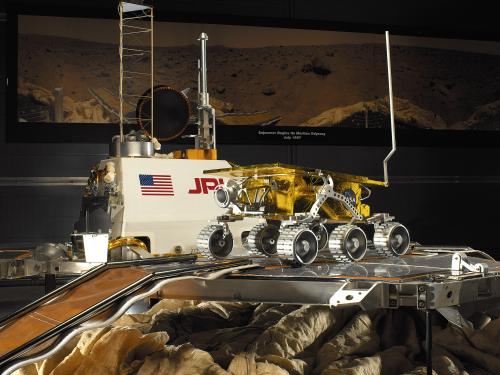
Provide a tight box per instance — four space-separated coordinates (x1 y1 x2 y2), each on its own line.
373 222 410 257
310 223 329 250
277 226 319 265
329 225 368 262
197 225 234 259
247 223 280 256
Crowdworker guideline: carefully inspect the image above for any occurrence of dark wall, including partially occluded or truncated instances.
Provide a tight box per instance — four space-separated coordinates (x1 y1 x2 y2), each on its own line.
1 1 500 255
4 0 499 40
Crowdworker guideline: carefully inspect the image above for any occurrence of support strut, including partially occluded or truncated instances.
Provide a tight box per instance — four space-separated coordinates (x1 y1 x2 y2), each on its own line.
425 309 433 375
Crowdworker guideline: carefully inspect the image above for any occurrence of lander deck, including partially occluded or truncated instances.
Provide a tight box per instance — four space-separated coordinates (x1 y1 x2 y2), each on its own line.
162 249 500 313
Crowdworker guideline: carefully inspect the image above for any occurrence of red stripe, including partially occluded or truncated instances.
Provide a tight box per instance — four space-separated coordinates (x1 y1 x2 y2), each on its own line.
142 193 174 196
151 183 172 186
141 189 173 191
152 175 171 177
141 192 173 194
141 189 174 192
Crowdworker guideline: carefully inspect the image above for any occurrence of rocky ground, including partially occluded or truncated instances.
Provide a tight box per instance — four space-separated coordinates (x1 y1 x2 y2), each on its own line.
16 300 500 375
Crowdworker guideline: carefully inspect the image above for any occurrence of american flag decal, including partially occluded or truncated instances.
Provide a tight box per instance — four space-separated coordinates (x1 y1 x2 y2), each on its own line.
139 174 174 196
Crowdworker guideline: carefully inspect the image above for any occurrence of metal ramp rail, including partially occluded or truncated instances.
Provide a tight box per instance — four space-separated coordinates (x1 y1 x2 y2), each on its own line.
0 256 252 374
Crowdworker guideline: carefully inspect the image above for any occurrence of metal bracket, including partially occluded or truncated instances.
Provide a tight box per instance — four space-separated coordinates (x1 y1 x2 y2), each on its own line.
221 222 230 238
437 306 474 332
366 213 395 224
310 176 363 221
417 284 432 310
329 283 380 308
451 252 489 276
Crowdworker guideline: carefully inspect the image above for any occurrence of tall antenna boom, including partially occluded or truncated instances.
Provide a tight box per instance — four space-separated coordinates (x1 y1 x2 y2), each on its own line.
383 30 396 187
195 33 216 150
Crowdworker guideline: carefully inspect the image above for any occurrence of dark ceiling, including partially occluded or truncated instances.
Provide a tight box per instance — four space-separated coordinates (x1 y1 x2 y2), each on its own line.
2 0 499 41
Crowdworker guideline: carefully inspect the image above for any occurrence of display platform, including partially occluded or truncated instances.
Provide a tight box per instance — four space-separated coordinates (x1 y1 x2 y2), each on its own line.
0 246 499 374
162 247 500 315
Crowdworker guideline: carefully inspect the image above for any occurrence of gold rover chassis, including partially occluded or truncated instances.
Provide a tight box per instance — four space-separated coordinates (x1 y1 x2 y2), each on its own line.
197 163 411 265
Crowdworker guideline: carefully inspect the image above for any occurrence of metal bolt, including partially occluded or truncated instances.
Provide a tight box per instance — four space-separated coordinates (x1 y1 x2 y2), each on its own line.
174 246 182 254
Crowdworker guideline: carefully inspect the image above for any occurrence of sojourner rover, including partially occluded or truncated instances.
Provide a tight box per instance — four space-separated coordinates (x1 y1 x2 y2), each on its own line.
196 163 410 265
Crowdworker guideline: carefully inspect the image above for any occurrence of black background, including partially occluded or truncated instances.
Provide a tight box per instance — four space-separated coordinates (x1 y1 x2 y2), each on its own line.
1 0 500 256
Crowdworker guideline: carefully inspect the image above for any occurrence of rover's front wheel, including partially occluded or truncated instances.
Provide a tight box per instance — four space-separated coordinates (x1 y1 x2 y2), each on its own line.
373 222 410 257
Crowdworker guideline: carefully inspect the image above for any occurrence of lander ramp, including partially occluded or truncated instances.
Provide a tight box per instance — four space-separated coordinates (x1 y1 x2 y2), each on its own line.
0 256 252 374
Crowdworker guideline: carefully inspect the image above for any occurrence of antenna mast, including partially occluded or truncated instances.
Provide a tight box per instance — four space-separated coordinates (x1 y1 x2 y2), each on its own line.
383 31 396 187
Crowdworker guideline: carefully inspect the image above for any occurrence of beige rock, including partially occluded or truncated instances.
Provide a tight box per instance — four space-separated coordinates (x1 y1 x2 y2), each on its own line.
136 344 228 375
18 80 111 123
434 322 500 374
315 312 380 373
452 99 500 130
228 353 289 375
257 354 305 375
53 327 167 375
210 96 234 113
305 97 447 129
254 305 341 359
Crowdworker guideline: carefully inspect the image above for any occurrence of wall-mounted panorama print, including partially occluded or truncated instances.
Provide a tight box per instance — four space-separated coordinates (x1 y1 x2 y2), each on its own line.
12 14 500 144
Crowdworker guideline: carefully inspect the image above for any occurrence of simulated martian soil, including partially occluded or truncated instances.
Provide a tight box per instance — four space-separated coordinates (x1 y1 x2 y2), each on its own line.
18 34 500 129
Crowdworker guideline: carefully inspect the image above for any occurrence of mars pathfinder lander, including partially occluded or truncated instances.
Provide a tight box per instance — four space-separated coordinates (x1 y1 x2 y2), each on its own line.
3 5 500 375
76 1 409 267
77 11 410 264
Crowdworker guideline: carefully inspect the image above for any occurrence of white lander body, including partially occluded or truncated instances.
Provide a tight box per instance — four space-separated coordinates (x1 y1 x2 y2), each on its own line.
99 157 252 255
83 26 254 257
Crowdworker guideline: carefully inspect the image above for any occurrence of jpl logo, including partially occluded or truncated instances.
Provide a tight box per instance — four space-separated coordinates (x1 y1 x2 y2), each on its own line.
188 177 224 194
